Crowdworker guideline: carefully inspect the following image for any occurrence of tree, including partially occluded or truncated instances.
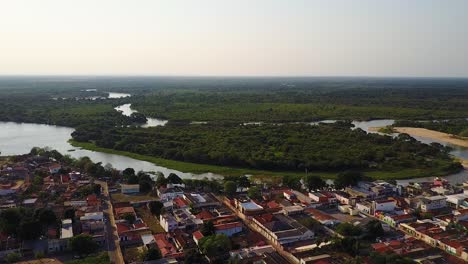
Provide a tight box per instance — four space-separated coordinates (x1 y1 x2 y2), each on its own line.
365 220 384 238
184 248 204 264
0 208 23 235
336 222 362 237
247 186 262 200
155 173 167 187
142 247 161 261
64 208 76 220
201 221 215 236
69 234 98 257
304 175 326 191
198 234 231 260
122 213 136 224
237 175 250 189
282 176 301 190
35 208 57 227
167 173 183 184
370 252 416 264
148 201 164 216
334 171 363 190
224 181 237 196
6 252 20 263
123 168 135 176
19 219 42 240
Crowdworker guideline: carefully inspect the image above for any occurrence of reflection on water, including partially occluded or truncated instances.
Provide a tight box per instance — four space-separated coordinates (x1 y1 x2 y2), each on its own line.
0 122 220 180
114 104 168 127
108 92 131 99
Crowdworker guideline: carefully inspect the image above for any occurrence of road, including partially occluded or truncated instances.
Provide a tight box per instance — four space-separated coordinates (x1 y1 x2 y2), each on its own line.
216 196 299 264
96 180 125 264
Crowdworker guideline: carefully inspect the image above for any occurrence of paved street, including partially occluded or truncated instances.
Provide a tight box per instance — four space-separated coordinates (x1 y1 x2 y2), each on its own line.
96 180 124 264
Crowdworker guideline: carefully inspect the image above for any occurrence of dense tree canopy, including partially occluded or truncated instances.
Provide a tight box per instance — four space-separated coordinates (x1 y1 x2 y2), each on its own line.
72 122 461 175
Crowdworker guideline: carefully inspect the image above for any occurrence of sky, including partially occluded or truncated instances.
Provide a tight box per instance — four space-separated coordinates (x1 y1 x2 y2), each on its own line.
0 0 467 77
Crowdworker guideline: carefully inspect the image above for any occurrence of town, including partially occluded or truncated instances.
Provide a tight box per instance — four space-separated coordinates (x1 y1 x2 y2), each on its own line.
0 148 467 264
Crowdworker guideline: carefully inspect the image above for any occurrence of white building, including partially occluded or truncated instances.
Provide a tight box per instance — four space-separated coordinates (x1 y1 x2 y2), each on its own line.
60 219 73 239
158 187 184 201
160 214 178 232
121 184 140 194
373 199 396 213
420 196 447 212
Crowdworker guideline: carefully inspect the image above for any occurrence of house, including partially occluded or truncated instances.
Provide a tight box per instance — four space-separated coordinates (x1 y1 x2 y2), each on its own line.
309 192 330 203
158 187 184 201
305 208 340 226
121 184 140 194
236 199 264 215
420 196 447 212
252 213 314 246
173 196 189 209
334 191 351 205
446 193 468 209
184 193 220 208
60 219 73 239
283 190 296 201
160 214 179 232
86 194 100 206
382 214 416 228
373 199 396 214
49 164 61 174
282 205 304 216
214 221 243 237
115 206 137 219
356 202 372 215
23 198 38 207
192 231 204 245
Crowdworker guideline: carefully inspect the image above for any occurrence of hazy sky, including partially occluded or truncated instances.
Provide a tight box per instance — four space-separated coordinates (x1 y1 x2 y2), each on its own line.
1 0 467 77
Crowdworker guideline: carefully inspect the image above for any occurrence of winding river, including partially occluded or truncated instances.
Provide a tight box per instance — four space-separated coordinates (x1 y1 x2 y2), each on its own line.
0 92 466 184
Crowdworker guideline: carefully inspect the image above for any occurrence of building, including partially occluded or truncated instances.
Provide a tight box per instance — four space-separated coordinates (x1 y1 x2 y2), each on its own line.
121 184 140 194
183 192 220 208
60 219 73 239
420 196 447 212
236 199 264 215
158 187 184 201
373 199 396 214
48 164 61 174
253 213 314 246
214 221 243 237
160 214 179 232
192 231 204 245
283 190 296 201
446 193 468 209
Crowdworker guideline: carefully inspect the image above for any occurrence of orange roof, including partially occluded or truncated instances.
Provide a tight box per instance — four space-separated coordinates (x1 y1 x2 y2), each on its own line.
174 197 189 207
196 210 214 220
193 231 204 240
115 206 136 217
215 221 242 231
116 223 130 234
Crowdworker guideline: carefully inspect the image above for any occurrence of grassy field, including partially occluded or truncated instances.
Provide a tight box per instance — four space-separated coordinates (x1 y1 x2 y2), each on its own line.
135 207 165 233
70 140 459 180
110 192 157 203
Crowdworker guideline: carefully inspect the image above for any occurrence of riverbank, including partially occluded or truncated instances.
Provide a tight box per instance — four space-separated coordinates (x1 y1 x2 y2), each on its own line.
394 127 468 148
69 140 461 180
369 126 468 148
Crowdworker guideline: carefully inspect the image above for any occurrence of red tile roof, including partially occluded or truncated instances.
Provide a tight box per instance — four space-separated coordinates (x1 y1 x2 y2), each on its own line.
214 221 242 231
174 197 189 208
193 231 204 240
196 210 214 220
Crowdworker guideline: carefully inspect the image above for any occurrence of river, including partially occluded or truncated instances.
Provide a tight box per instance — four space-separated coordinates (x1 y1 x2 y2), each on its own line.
0 122 218 180
0 95 466 184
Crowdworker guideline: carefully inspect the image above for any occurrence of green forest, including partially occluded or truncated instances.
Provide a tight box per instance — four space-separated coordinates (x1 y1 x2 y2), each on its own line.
0 77 467 179
71 122 462 176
